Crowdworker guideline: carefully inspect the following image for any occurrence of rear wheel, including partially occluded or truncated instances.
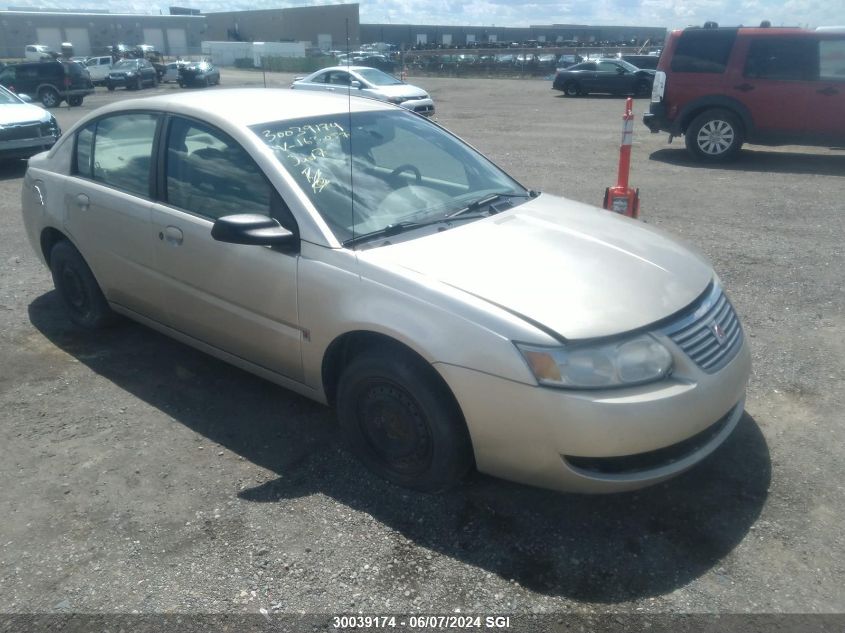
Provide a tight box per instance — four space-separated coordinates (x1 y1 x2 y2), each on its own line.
336 350 473 492
634 79 651 97
39 87 60 108
49 240 115 330
107 83 115 92
685 108 744 161
68 95 83 106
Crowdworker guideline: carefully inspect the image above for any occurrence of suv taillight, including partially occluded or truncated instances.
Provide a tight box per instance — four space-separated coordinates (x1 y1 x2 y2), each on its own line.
651 70 666 103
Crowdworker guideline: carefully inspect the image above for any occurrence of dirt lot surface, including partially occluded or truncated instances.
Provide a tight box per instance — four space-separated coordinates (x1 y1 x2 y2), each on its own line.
1 69 844 624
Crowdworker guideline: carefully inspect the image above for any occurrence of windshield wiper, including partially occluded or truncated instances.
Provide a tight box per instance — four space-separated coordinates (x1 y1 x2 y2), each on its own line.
447 191 534 219
343 214 488 248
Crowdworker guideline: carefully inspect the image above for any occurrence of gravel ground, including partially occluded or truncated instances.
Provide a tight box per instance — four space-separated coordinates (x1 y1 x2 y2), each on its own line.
1 69 843 625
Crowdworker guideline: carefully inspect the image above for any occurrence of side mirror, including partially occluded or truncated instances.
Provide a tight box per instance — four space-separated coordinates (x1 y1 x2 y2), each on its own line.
211 214 297 247
18 93 33 103
350 80 362 89
616 66 626 74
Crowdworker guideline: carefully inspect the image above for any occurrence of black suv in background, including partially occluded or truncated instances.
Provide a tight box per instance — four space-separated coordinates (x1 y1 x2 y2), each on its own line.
0 60 94 108
105 58 158 91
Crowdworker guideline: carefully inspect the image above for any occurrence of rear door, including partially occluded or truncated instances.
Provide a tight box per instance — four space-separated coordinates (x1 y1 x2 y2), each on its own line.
64 112 164 319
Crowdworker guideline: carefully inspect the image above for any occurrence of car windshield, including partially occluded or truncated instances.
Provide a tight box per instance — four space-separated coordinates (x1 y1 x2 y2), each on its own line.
251 111 527 246
0 86 22 104
357 68 402 85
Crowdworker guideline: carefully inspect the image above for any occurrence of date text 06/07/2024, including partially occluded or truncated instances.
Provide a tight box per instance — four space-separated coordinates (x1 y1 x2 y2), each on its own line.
331 615 512 629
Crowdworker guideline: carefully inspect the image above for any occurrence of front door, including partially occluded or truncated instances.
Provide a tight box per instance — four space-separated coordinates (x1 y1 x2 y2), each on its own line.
150 116 304 381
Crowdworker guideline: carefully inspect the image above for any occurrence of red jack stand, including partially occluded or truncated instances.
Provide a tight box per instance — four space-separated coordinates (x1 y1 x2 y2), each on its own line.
602 97 640 219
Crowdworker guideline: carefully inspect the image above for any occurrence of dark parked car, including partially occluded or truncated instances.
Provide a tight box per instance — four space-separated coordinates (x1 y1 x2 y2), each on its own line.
106 58 158 91
556 54 584 69
0 60 93 107
553 58 655 97
0 84 60 160
177 61 220 88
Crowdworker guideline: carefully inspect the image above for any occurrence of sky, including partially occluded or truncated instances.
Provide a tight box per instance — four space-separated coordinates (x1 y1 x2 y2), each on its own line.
5 0 844 29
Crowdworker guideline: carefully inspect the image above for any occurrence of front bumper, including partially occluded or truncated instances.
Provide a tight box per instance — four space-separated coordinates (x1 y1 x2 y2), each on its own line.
0 125 60 159
435 337 751 494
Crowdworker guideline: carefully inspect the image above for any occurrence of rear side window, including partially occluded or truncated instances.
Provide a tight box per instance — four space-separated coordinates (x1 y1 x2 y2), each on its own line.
820 40 845 81
91 113 158 197
671 29 737 73
75 124 94 178
744 37 819 81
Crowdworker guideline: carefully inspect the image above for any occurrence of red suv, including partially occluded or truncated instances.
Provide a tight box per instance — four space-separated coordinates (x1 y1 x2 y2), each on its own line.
644 25 845 161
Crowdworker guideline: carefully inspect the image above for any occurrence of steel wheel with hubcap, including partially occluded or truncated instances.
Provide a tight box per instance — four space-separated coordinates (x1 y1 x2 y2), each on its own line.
685 108 744 161
336 350 473 491
564 82 580 97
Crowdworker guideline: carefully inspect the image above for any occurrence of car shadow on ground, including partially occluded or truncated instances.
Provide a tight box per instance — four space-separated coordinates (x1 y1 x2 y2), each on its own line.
0 160 27 181
29 291 771 604
648 147 845 177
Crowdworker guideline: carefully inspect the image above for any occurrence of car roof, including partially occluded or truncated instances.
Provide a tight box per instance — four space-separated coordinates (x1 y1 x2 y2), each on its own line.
87 88 395 127
315 65 389 73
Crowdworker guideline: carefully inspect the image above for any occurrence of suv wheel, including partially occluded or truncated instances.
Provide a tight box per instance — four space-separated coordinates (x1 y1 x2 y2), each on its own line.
39 87 60 108
685 109 744 161
68 95 83 106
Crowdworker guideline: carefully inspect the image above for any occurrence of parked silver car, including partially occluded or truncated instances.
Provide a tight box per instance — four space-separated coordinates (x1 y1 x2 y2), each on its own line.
21 89 749 493
292 66 434 117
0 85 60 160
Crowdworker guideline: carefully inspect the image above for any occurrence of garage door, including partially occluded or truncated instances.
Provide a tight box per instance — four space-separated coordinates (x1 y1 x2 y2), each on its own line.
35 27 62 51
64 27 91 56
166 28 187 56
143 28 165 52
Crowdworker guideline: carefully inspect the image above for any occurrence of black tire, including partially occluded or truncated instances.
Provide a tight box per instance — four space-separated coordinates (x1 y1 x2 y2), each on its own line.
685 108 744 162
135 76 143 90
39 87 60 108
107 83 115 92
49 240 115 330
634 79 651 97
202 77 209 88
336 350 473 492
563 81 580 97
68 95 83 106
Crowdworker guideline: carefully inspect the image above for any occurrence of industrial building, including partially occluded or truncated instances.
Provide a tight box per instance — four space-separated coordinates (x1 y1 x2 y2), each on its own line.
0 9 205 58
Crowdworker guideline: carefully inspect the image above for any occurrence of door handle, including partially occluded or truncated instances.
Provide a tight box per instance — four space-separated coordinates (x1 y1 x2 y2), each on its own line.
76 193 90 211
733 83 755 92
160 225 184 246
818 86 839 96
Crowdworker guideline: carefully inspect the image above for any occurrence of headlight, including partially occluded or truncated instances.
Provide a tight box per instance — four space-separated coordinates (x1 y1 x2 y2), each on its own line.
125 71 135 77
516 334 672 389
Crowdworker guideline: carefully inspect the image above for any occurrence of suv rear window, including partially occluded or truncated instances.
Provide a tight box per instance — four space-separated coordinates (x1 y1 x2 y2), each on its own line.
744 37 819 81
671 29 737 73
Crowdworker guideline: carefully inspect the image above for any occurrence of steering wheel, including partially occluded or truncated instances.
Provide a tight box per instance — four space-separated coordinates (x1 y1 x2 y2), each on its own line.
389 163 422 185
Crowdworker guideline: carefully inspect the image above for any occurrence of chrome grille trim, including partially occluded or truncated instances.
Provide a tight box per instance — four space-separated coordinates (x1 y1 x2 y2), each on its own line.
661 283 743 373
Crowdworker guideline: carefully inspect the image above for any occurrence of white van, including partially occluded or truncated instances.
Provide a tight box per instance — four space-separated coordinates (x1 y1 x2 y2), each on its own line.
25 44 52 60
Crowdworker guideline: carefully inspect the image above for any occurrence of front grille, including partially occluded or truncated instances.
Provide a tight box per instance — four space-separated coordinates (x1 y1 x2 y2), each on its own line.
2 122 42 141
662 284 743 373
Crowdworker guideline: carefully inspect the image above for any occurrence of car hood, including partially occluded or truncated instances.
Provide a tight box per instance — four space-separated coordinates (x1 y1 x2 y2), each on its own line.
372 84 428 99
0 103 49 125
361 194 713 340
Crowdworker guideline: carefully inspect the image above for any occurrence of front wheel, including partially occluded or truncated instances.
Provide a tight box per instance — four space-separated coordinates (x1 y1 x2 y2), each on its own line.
563 81 580 97
685 108 744 161
49 240 115 330
107 83 115 92
135 76 143 90
68 95 83 106
336 351 473 492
